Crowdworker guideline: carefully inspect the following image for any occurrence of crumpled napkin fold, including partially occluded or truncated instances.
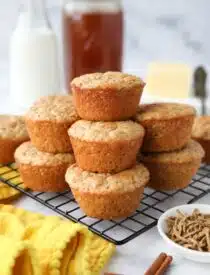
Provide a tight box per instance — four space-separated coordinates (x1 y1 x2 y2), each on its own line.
0 204 115 275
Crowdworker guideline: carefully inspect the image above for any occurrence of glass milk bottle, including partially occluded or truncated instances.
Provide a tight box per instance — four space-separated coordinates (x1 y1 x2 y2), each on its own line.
10 0 61 111
62 0 124 92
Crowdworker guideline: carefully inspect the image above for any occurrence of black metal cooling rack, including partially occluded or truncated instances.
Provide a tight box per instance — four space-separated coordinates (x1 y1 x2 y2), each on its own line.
1 163 210 245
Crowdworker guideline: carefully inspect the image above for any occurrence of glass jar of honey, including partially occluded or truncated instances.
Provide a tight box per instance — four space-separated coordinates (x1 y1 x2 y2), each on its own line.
62 0 123 92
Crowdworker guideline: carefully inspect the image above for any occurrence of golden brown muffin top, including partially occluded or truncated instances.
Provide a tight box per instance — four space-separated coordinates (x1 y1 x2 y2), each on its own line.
71 71 145 91
141 140 204 164
192 116 210 140
136 103 196 121
68 120 145 142
15 142 75 166
0 115 29 139
65 163 149 193
26 95 79 122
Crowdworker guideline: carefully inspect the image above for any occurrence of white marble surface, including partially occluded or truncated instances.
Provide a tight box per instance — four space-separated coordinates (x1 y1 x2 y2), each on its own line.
1 1 210 274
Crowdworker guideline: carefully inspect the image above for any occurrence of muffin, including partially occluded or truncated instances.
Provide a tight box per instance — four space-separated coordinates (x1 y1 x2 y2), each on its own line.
71 72 145 121
192 116 210 163
140 140 204 190
15 142 75 192
0 115 29 164
135 103 196 152
25 95 79 153
65 163 149 219
68 120 145 173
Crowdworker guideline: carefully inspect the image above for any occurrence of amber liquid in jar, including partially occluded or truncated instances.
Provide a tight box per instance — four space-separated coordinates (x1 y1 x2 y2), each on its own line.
62 1 123 91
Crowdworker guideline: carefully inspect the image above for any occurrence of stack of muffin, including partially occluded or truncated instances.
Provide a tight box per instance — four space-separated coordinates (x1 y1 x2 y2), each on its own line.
13 71 205 220
65 72 150 219
15 96 78 192
135 103 204 190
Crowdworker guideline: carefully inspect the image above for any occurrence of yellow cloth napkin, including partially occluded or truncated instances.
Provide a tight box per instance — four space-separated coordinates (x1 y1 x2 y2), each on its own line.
0 204 115 275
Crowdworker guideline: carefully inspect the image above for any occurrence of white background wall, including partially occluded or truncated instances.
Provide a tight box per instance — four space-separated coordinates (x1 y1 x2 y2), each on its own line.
0 0 208 93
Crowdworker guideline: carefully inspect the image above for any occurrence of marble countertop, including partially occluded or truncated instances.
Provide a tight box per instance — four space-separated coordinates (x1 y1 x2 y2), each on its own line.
1 0 210 274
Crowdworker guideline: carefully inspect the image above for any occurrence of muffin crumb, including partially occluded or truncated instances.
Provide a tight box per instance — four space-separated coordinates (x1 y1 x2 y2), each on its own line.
69 120 144 142
136 103 196 121
26 95 79 122
71 71 145 90
142 140 205 164
0 115 28 139
66 163 149 193
15 142 75 166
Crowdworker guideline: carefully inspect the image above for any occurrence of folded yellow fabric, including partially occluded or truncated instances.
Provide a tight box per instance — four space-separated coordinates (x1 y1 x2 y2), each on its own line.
0 204 115 275
0 235 40 275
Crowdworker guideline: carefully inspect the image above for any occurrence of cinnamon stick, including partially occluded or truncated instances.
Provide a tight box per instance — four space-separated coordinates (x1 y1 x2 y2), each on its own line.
155 255 173 275
105 253 173 275
144 253 167 275
144 253 173 275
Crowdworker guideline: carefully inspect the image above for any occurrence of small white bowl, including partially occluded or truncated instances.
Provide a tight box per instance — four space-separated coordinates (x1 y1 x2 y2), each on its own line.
157 204 210 263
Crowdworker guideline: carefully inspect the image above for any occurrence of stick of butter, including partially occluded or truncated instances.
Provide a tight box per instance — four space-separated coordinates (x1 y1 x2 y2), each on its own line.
145 63 192 99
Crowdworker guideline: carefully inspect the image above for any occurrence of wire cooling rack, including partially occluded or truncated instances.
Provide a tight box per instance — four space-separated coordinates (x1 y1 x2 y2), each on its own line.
0 163 210 245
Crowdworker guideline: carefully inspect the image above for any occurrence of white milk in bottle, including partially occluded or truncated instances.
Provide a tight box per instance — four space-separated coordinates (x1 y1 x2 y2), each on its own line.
10 0 60 111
